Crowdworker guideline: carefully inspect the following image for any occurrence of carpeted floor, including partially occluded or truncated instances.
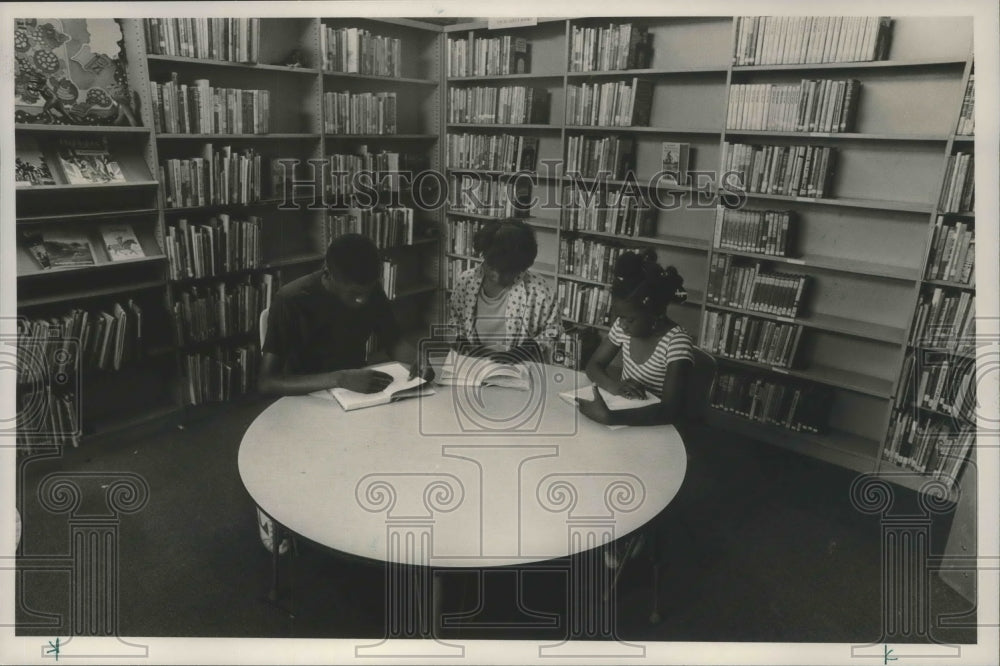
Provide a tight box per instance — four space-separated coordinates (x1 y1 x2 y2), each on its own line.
15 396 977 643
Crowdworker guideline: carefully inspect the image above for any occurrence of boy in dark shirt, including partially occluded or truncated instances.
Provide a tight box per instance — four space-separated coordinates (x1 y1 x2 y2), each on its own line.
258 233 428 395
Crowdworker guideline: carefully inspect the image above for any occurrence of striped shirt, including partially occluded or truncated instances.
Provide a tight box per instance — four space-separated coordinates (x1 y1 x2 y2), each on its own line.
607 318 695 396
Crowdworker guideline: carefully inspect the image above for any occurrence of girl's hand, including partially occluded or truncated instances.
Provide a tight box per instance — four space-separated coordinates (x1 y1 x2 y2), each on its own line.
577 385 613 425
618 379 647 400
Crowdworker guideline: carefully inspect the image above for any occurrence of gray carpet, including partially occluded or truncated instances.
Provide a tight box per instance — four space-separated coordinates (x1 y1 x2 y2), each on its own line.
15 396 977 643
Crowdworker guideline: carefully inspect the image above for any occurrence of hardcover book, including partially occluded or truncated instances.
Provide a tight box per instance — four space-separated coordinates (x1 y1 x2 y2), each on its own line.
21 231 51 269
660 142 690 184
99 223 145 261
55 137 125 184
15 136 56 186
42 230 95 267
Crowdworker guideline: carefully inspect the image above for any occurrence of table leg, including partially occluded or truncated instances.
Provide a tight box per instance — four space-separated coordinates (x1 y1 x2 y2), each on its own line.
268 521 282 603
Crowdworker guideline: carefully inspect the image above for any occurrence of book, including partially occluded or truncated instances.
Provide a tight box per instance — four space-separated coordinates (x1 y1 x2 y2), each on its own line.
99 224 145 262
55 138 125 185
559 384 660 410
42 230 95 268
437 349 531 390
21 231 51 269
311 361 433 411
15 136 56 187
660 142 690 184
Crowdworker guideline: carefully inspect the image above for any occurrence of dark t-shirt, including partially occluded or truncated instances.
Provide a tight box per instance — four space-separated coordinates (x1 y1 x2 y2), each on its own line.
262 271 400 374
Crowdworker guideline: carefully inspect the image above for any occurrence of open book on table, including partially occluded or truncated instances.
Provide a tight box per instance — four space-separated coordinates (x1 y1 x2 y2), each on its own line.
436 349 531 390
559 384 660 410
310 362 434 411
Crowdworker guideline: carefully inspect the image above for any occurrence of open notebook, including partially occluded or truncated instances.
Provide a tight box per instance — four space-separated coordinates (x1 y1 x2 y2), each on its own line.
436 349 531 390
559 384 660 410
310 362 434 411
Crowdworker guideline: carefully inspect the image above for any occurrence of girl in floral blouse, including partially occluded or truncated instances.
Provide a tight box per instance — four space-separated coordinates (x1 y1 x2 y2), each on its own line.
449 219 560 362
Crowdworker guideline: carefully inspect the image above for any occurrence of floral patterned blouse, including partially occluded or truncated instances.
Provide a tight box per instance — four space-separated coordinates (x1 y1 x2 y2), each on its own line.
449 264 561 353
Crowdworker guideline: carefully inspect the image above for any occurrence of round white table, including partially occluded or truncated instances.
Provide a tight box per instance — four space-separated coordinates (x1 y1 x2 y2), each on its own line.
239 364 687 569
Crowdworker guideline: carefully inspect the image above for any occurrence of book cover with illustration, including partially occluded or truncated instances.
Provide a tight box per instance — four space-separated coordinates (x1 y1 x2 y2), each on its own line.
14 18 138 126
42 230 95 267
15 136 56 186
55 137 125 184
99 223 145 261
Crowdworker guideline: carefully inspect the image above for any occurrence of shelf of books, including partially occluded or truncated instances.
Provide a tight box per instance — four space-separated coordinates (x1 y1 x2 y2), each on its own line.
442 17 730 369
320 17 444 338
703 16 975 485
877 55 976 497
14 18 177 449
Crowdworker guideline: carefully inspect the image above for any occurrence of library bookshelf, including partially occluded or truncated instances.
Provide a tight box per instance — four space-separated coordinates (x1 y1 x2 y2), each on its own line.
14 15 978 500
440 15 977 496
15 17 446 444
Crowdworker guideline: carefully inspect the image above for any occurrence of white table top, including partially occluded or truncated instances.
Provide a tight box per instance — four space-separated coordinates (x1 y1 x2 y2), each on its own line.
239 364 686 568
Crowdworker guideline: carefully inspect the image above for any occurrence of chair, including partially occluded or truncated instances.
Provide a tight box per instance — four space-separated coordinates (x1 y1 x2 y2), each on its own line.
259 307 268 350
606 347 717 624
255 306 293 556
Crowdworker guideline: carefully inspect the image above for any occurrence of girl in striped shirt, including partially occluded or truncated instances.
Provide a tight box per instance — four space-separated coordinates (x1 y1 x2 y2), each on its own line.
578 250 694 426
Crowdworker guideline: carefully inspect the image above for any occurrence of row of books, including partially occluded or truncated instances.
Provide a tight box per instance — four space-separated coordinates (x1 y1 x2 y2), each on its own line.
956 74 974 136
896 349 975 417
925 217 975 285
706 257 808 318
149 75 270 135
939 152 974 214
170 274 277 345
713 207 794 257
21 224 146 270
724 142 837 199
323 91 398 135
17 387 80 448
165 216 262 281
160 145 264 208
328 149 408 196
449 218 485 256
182 344 257 406
565 135 635 179
324 208 417 249
568 23 653 72
565 79 653 127
447 86 550 125
910 288 975 350
883 410 974 484
18 301 144 379
445 257 478 290
321 26 401 77
701 312 803 368
711 369 833 434
562 187 653 237
558 281 612 327
446 134 539 172
15 136 125 187
732 16 892 66
727 80 861 133
381 260 399 299
447 175 531 217
559 237 626 284
143 18 261 63
446 34 531 78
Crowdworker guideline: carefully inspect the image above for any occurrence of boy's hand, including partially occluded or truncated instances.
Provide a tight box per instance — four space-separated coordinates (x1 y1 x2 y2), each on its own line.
408 359 435 382
577 385 612 425
337 369 394 393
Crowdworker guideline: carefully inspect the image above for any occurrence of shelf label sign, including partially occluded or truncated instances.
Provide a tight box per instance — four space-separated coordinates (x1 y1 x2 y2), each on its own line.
488 18 538 30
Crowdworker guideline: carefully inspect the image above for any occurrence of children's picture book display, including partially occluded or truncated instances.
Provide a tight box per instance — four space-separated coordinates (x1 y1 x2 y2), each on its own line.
15 136 56 186
42 230 95 267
